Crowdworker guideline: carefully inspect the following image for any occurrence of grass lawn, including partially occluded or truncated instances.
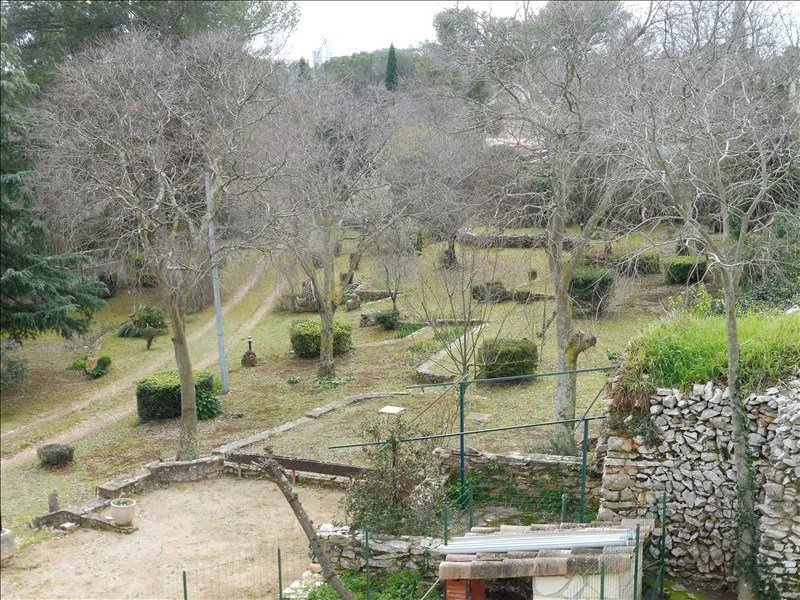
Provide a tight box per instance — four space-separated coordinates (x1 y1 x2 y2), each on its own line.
1 233 693 549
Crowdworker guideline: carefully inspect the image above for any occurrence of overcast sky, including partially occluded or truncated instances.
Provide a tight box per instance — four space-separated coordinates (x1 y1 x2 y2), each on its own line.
280 1 800 62
281 1 529 61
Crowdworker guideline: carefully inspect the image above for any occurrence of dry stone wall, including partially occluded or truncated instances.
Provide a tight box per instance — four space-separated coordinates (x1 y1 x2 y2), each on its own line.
757 391 800 598
433 447 602 505
318 524 443 578
597 379 800 591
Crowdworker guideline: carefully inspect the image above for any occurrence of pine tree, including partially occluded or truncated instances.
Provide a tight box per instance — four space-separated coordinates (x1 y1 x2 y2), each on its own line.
0 19 106 343
384 43 398 91
297 57 311 80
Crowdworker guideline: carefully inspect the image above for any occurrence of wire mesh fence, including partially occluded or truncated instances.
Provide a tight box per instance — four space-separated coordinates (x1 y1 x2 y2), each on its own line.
128 542 309 599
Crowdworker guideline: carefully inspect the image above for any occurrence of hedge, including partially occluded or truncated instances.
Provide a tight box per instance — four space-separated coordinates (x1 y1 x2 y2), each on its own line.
478 338 539 379
664 256 708 284
136 370 218 422
290 319 352 358
570 266 615 312
617 253 661 277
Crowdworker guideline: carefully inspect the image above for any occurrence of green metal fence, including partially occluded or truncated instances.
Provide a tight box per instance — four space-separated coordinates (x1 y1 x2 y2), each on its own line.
129 544 309 599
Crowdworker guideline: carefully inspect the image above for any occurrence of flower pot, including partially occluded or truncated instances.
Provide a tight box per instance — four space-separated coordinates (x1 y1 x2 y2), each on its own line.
0 528 16 567
110 498 136 526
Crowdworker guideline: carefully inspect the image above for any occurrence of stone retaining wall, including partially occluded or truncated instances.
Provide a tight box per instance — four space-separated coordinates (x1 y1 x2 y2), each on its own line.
757 390 800 598
598 379 799 591
434 447 602 505
318 524 443 578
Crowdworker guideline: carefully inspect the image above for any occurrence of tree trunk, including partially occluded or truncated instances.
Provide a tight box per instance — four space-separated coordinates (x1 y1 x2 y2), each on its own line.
261 448 354 600
318 242 336 378
169 300 198 460
548 197 577 454
723 270 756 600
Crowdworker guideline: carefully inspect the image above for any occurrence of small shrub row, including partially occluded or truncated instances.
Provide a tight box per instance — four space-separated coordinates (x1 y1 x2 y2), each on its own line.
569 266 615 312
37 443 74 468
478 338 539 379
289 319 352 358
136 370 218 422
664 256 707 284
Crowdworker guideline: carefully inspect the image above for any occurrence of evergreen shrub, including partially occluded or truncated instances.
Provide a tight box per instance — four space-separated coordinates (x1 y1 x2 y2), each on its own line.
374 309 400 330
136 370 217 422
569 266 615 312
37 443 74 468
617 253 660 277
478 338 538 379
289 319 352 358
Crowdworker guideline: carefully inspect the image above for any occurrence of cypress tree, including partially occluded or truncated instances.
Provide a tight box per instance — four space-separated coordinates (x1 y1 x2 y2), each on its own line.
384 43 398 91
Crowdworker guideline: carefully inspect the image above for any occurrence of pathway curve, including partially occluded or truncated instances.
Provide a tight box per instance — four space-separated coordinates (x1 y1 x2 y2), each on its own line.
1 260 282 469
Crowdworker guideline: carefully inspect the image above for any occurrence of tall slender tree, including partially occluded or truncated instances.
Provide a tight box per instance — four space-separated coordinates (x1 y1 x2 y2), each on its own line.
385 43 398 91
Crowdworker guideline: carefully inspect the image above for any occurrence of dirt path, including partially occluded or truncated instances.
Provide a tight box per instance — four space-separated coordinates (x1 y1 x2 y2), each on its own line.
0 478 343 599
1 261 282 469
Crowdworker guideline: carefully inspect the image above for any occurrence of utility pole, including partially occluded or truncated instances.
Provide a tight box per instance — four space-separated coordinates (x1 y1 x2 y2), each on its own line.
206 172 229 394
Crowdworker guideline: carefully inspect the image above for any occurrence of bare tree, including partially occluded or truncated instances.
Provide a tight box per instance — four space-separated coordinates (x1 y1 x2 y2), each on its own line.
374 218 418 313
255 79 398 377
614 2 799 596
28 30 284 459
260 448 353 600
432 1 654 451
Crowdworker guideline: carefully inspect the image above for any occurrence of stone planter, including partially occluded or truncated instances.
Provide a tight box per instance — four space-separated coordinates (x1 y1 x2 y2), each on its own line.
110 498 136 526
0 528 16 567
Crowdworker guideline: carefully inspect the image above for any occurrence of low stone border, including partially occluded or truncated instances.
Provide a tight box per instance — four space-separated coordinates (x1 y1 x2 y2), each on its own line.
355 325 432 349
216 392 409 454
33 456 226 533
416 324 486 383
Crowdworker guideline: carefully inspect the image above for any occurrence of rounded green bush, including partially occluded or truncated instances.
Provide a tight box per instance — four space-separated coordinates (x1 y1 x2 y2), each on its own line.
472 281 512 302
289 319 352 358
37 443 75 468
664 256 708 284
569 266 615 312
478 338 539 379
136 370 217 422
374 309 400 330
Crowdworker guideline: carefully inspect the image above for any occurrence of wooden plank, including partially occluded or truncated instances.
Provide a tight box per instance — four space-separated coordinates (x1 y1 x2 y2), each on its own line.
225 452 372 479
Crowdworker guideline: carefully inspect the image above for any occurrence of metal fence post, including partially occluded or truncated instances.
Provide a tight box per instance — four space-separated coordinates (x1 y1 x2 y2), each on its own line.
599 563 605 600
182 570 188 600
277 549 283 600
468 483 474 530
364 528 371 600
443 504 449 546
633 524 641 600
579 418 589 523
458 378 467 506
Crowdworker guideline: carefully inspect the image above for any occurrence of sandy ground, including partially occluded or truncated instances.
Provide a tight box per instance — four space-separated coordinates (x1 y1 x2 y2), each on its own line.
0 477 344 599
